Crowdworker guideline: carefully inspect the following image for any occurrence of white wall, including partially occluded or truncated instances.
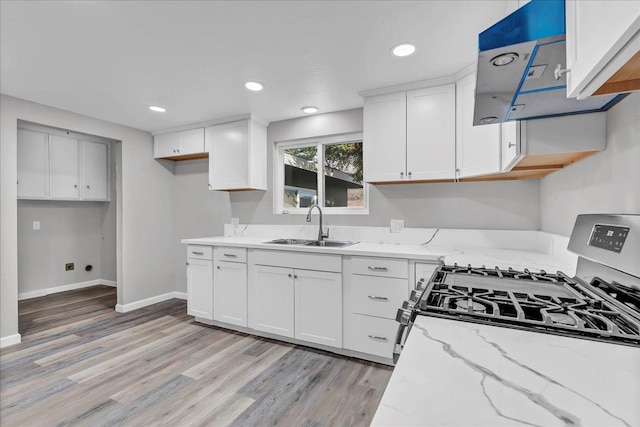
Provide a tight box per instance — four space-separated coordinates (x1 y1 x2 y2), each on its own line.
172 159 231 293
1 94 176 342
540 93 640 236
229 108 541 230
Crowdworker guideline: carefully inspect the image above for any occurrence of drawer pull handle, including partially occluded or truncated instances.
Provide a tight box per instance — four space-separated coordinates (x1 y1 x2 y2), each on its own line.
223 253 238 258
191 251 204 255
368 295 389 301
216 266 220 269
368 335 388 341
368 266 388 271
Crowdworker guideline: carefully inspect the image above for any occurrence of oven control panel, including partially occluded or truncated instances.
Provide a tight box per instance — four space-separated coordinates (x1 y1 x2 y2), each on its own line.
589 224 630 253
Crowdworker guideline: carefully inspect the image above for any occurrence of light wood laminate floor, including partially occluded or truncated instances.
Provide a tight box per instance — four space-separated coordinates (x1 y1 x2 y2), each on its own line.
0 286 392 426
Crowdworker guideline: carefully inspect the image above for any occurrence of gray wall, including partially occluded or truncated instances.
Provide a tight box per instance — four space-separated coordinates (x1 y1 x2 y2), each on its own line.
230 108 541 230
540 93 640 236
172 159 232 293
18 201 108 294
1 94 176 342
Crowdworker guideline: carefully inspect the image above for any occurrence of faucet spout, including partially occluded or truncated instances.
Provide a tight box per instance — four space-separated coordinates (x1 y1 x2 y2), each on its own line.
306 204 328 242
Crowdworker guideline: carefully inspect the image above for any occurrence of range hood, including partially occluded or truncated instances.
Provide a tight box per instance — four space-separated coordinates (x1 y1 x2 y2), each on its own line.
474 0 625 126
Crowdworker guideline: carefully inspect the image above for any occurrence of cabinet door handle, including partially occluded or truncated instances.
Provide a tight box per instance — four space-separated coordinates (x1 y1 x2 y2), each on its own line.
368 335 388 341
17 180 21 184
368 295 389 301
407 171 412 178
368 266 388 271
400 172 404 179
508 142 515 148
223 253 237 258
217 266 220 269
191 251 204 255
288 273 292 278
86 185 91 189
74 184 78 188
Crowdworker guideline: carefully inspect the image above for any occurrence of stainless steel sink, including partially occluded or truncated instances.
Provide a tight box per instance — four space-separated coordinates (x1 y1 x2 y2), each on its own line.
264 238 357 248
304 240 357 248
265 238 317 245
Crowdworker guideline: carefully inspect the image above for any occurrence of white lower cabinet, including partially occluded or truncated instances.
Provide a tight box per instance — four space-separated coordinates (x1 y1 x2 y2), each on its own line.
347 314 399 359
187 257 214 320
295 269 342 348
214 260 248 327
249 265 295 337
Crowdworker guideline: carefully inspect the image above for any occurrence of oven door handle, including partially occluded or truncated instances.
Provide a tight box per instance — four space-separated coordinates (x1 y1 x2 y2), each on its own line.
393 322 408 364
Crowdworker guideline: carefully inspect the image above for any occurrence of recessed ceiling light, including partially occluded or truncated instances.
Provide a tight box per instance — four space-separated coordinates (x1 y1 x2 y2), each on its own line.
301 106 319 114
480 116 498 124
244 81 264 91
391 43 416 57
148 105 166 113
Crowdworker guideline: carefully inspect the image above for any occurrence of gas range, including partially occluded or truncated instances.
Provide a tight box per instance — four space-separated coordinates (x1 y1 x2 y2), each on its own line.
394 214 640 363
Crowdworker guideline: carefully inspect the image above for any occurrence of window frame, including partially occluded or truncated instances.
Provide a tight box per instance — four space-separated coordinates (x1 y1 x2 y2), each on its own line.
274 132 369 215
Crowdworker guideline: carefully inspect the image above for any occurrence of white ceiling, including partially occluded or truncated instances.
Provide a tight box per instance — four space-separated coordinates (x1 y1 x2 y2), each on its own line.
1 1 508 132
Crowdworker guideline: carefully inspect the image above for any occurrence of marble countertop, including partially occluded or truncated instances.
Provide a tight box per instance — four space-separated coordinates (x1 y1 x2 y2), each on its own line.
181 236 576 275
372 316 640 427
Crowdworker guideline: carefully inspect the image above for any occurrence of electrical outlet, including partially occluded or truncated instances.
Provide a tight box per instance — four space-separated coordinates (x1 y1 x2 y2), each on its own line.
65 263 75 271
33 221 40 230
390 219 404 233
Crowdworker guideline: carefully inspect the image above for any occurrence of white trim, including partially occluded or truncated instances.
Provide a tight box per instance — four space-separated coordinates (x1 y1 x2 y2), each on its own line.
358 75 456 98
18 279 118 301
152 113 270 136
173 292 187 300
0 334 22 348
115 291 186 313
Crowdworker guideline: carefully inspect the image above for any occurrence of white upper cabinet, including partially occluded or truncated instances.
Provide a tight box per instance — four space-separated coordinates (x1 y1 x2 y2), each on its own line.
81 140 109 201
18 128 110 201
500 121 522 172
363 85 456 183
406 85 456 180
455 72 501 179
363 92 407 182
17 129 49 199
566 0 640 99
154 128 205 159
207 119 267 191
50 134 80 200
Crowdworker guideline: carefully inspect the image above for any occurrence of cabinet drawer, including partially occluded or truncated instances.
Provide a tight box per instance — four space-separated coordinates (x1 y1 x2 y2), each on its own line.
346 314 398 359
351 257 408 279
351 275 407 319
214 246 247 263
187 245 212 260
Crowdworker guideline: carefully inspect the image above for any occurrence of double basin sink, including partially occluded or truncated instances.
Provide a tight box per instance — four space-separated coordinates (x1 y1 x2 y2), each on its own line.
265 238 357 248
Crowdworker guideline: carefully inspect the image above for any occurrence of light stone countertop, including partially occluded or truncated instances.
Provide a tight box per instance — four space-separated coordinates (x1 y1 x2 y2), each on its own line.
372 316 640 427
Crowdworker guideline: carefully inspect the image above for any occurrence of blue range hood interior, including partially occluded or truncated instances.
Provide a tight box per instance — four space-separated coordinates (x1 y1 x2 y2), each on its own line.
473 0 625 126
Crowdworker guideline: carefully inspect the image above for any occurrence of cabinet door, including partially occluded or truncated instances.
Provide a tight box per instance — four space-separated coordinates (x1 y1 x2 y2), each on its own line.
406 85 456 180
187 258 214 320
363 92 407 183
208 121 250 190
81 140 109 200
17 129 49 199
248 265 294 338
154 132 180 158
295 269 342 348
50 134 80 199
566 0 640 99
178 128 205 155
214 261 248 327
455 73 501 178
500 121 522 171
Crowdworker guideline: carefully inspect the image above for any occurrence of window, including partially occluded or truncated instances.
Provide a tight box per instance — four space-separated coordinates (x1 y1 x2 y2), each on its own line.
274 132 368 214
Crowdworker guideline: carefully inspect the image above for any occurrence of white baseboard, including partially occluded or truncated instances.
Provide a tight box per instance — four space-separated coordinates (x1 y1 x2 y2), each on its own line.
0 333 22 348
115 291 186 313
18 279 118 301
